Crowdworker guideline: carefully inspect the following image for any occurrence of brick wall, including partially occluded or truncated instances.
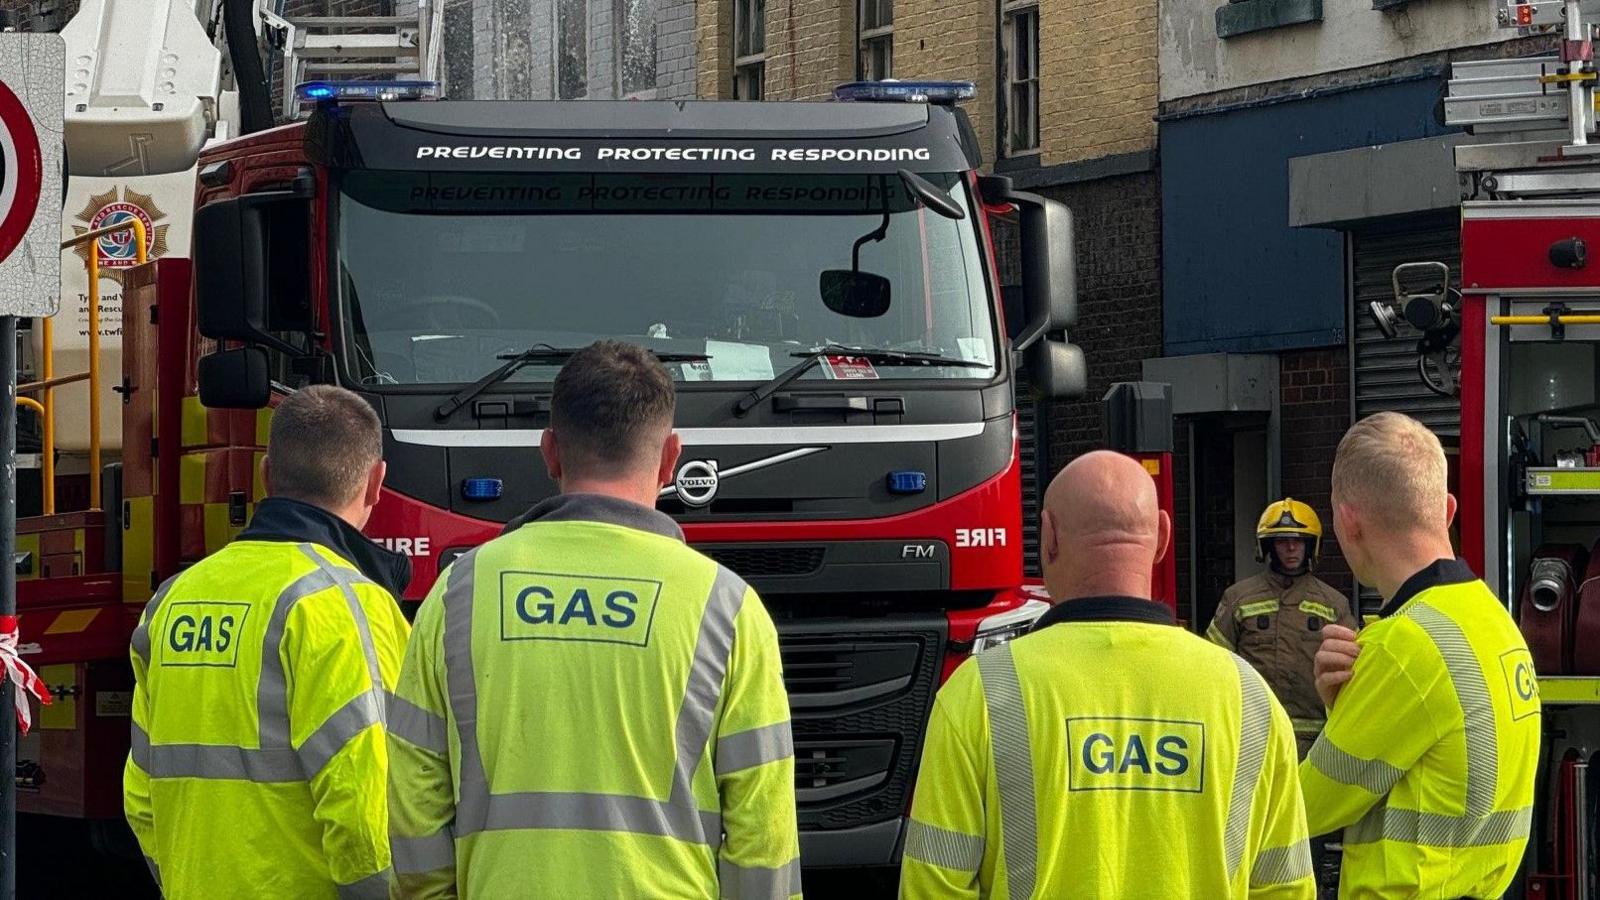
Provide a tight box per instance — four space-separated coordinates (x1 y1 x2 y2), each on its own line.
760 0 853 100
1036 171 1163 472
1279 347 1353 595
895 0 997 166
1040 0 1156 165
695 0 735 98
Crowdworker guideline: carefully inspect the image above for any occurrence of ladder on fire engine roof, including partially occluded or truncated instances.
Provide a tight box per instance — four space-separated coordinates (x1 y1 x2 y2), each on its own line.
1444 0 1600 197
258 0 443 120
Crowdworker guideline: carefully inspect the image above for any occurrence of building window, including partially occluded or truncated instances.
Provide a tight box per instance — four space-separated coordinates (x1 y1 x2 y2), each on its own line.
1002 0 1039 154
557 0 587 99
619 0 659 97
442 0 474 99
734 0 765 99
859 0 892 81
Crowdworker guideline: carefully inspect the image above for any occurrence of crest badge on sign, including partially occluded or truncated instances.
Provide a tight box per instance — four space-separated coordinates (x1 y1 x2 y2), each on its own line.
70 187 171 285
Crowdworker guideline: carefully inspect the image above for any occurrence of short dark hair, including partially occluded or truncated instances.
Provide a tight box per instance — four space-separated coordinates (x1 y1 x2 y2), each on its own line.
551 341 675 477
267 385 383 507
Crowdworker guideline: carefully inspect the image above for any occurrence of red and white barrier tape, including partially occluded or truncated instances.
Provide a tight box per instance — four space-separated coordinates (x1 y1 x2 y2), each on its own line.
0 616 50 735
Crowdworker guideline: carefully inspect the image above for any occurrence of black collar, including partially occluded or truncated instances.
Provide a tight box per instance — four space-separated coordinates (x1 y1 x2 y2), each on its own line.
238 497 412 598
1379 558 1478 618
501 493 684 542
1034 595 1176 631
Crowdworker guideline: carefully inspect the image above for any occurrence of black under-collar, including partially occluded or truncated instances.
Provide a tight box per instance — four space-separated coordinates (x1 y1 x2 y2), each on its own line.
501 492 684 542
238 497 412 598
1379 558 1478 618
1034 595 1176 631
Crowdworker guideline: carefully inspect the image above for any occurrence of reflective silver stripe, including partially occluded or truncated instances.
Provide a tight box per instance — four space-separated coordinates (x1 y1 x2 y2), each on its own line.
299 545 387 698
977 644 1035 900
299 688 384 778
143 856 160 887
392 422 986 448
677 567 747 803
257 564 341 750
130 721 151 772
130 576 178 665
1405 602 1498 817
1225 657 1272 881
1307 735 1405 795
388 692 448 755
145 743 303 782
1250 842 1313 887
391 828 456 875
441 550 490 833
481 791 721 845
718 856 802 899
716 721 793 774
337 870 391 899
1345 804 1533 848
903 819 985 872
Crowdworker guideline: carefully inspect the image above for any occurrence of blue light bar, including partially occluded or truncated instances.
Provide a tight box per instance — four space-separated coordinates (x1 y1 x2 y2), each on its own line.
461 477 504 501
295 80 440 104
832 80 976 104
886 471 928 494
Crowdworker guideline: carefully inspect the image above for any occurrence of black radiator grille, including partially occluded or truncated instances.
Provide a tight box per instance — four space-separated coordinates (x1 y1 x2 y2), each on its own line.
779 622 946 831
702 546 826 579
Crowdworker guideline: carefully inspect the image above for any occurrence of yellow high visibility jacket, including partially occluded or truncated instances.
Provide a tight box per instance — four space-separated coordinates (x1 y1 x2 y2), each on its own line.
124 497 413 900
1300 559 1541 899
901 596 1313 899
387 493 800 900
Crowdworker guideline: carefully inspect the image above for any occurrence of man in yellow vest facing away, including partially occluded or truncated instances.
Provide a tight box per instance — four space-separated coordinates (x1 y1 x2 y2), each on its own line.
124 385 414 898
1302 412 1539 899
901 450 1313 898
387 340 800 899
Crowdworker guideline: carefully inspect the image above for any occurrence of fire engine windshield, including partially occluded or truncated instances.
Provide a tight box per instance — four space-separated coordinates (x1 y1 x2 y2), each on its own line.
335 171 998 386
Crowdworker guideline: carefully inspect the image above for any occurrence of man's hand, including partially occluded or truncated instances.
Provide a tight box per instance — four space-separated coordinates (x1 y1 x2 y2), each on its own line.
1314 624 1361 710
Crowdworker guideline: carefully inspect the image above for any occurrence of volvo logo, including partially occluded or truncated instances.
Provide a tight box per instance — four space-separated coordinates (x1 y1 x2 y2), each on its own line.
674 459 721 508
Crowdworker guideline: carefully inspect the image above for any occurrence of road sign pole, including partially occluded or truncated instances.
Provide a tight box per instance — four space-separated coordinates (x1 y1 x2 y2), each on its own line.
0 314 17 900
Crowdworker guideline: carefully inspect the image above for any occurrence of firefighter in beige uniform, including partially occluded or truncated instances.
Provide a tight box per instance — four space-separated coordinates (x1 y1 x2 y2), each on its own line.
1206 499 1356 757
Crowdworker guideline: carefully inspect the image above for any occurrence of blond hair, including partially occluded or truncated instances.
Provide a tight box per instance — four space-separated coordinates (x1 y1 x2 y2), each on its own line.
1330 411 1449 532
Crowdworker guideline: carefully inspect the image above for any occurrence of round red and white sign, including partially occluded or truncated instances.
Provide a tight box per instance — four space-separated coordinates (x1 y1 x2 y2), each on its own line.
0 79 43 266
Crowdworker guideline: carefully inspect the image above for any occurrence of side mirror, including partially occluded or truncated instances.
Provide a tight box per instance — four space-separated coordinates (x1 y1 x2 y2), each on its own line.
1026 339 1087 399
1016 192 1076 339
194 186 311 352
820 270 891 318
199 347 271 409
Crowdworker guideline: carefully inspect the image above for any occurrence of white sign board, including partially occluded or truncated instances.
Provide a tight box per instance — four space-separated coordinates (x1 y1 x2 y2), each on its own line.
0 34 64 317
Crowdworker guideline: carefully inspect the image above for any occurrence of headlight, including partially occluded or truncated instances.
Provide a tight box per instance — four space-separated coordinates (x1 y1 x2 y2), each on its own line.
969 598 1050 655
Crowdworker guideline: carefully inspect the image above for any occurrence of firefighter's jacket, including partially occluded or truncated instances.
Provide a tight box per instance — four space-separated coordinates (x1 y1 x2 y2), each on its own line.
386 493 800 899
1300 559 1540 900
900 596 1313 899
1207 570 1356 750
124 497 413 899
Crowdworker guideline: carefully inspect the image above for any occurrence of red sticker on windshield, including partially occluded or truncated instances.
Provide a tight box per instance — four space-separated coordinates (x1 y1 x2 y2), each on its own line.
823 355 880 380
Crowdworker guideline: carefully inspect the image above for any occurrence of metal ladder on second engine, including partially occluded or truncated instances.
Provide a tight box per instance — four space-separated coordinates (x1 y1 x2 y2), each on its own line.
259 0 444 119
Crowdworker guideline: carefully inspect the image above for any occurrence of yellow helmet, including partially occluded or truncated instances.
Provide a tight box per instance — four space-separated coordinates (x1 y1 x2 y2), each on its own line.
1255 498 1323 572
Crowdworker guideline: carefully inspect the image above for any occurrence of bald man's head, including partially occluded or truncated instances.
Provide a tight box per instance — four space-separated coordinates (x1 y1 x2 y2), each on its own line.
1041 450 1170 603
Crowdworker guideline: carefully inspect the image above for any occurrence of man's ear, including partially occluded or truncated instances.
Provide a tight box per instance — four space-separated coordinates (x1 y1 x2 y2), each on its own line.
1042 508 1060 566
1154 509 1172 565
658 432 683 489
364 460 386 509
1333 501 1360 545
1445 493 1459 529
541 429 562 482
260 455 273 496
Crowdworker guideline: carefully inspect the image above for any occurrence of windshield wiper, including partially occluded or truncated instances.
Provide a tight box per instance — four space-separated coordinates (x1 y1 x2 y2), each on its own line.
733 344 988 417
435 344 711 420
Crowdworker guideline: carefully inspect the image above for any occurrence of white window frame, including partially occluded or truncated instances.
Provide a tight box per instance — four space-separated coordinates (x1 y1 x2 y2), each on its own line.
859 0 892 81
1002 0 1040 156
734 0 766 99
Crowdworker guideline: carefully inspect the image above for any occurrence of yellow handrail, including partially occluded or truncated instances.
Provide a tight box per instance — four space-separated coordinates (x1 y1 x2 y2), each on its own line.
35 219 149 514
14 398 43 417
1491 314 1600 325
